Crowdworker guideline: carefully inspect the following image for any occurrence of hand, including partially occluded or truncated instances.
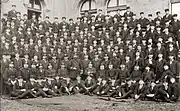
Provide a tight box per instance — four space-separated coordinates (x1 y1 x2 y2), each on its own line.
69 87 73 91
21 89 26 92
97 82 101 85
76 86 79 91
135 94 139 99
118 92 122 97
147 94 154 97
80 70 83 75
166 93 169 98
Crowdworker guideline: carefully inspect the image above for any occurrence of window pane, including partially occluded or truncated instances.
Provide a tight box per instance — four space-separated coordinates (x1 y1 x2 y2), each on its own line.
108 0 118 7
91 0 96 9
34 4 40 9
35 0 40 5
29 0 34 4
82 1 90 11
119 0 126 6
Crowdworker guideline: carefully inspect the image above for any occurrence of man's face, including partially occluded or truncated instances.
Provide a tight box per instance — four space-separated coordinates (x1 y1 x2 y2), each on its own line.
98 10 102 14
165 11 169 15
170 78 175 83
12 6 16 10
62 18 66 22
109 64 113 69
151 82 156 87
24 64 28 68
132 15 136 19
157 13 160 17
45 18 49 21
17 13 21 18
24 16 28 20
135 66 139 70
148 16 152 20
120 65 125 69
173 16 177 20
140 14 144 18
85 12 88 16
32 15 36 19
100 65 105 70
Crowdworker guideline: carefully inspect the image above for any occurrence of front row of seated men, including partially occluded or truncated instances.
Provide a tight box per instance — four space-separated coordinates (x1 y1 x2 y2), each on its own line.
5 61 179 102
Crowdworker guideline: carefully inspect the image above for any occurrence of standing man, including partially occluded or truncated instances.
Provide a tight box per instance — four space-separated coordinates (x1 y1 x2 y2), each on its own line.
162 9 173 25
21 63 31 81
138 12 149 28
124 6 133 19
8 5 17 20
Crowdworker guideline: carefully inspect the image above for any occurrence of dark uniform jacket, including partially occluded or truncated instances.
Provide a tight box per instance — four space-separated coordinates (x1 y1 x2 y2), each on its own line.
21 68 31 81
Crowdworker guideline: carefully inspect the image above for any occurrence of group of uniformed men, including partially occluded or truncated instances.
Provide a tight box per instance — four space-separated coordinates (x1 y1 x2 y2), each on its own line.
1 5 180 102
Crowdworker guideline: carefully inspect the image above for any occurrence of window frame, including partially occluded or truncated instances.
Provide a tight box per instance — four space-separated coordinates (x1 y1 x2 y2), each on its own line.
106 0 127 14
28 0 42 12
80 0 97 15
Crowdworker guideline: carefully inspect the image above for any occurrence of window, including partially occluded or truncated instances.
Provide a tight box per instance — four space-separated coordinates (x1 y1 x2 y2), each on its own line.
29 0 41 10
107 0 127 16
80 0 97 15
108 0 126 8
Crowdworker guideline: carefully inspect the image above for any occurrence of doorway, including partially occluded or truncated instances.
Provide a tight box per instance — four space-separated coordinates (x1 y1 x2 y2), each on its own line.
28 10 41 20
171 3 180 19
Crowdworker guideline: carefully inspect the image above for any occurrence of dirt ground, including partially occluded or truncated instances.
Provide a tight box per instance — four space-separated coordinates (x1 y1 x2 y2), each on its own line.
1 94 180 111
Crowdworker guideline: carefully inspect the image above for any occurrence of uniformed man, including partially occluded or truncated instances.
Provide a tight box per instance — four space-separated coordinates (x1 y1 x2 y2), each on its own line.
134 79 147 101
162 9 173 25
8 5 17 20
20 63 31 81
124 6 133 19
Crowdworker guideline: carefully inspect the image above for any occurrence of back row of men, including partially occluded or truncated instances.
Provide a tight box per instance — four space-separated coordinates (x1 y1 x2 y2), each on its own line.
2 5 180 33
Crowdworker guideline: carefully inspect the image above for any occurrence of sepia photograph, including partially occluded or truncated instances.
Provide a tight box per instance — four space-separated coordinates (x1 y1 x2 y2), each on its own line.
0 0 180 111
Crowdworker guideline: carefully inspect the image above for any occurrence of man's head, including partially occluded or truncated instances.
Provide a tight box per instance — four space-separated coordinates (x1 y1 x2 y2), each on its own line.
134 65 139 70
164 65 169 70
165 9 169 14
139 79 144 85
170 77 176 84
140 12 144 17
24 63 28 68
173 14 178 20
12 5 16 10
9 62 14 68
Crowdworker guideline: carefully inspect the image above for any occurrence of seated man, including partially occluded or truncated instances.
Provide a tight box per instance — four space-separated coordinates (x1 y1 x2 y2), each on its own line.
71 75 86 95
11 77 37 99
154 79 173 102
40 78 58 97
145 80 158 101
59 77 74 95
95 79 110 96
134 79 147 101
168 77 179 102
50 76 62 96
116 79 136 99
84 74 97 95
31 78 52 98
106 77 120 97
